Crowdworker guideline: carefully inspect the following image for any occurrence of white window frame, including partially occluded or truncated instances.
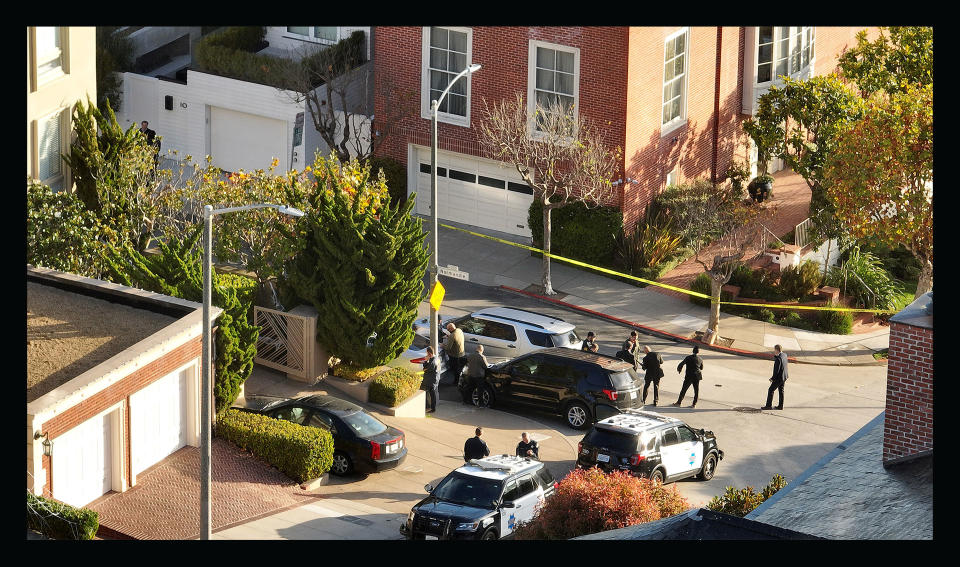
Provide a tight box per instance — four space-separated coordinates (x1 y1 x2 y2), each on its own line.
34 26 65 86
660 27 689 136
421 26 474 127
526 40 580 140
35 108 67 192
756 26 816 86
283 26 340 45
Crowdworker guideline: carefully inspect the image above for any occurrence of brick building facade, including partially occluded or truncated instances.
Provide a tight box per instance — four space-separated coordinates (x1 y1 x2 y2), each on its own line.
372 26 874 235
882 292 933 466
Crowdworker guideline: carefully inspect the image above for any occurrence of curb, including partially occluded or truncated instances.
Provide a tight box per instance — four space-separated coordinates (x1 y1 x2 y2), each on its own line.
499 285 883 366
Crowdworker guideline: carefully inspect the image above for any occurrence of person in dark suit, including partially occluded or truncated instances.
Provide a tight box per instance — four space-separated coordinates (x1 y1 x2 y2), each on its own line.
515 432 539 459
672 345 703 408
464 427 490 462
140 121 161 167
422 346 439 413
640 345 664 406
761 344 789 410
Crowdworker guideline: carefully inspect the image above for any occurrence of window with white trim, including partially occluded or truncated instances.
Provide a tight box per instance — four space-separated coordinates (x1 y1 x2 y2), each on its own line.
757 26 815 84
37 109 65 192
662 28 689 130
35 26 63 83
285 26 339 43
528 40 579 134
421 27 474 126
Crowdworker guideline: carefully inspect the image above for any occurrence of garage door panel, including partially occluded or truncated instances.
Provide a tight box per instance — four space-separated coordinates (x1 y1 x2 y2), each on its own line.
52 413 111 508
211 107 287 173
131 368 189 476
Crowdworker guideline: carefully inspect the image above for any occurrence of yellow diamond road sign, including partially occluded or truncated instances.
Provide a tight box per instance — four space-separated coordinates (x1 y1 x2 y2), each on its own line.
429 280 445 312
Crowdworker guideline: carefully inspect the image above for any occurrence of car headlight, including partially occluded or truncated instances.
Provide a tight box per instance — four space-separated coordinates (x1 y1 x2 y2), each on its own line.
407 511 416 524
455 521 480 532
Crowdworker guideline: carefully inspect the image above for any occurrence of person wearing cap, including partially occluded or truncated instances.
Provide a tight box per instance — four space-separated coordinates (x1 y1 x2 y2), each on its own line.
581 331 599 353
672 345 703 408
515 432 539 459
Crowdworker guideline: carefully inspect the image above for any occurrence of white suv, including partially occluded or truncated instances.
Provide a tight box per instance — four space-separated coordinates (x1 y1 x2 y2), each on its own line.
413 307 584 359
401 455 557 540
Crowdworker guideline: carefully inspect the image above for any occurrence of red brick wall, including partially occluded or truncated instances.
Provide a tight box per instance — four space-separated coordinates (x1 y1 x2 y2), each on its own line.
883 322 933 464
42 337 202 492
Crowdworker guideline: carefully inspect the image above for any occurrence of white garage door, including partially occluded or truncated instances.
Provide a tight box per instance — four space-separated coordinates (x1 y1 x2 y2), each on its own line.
210 106 288 173
52 413 112 508
130 367 190 476
413 147 534 237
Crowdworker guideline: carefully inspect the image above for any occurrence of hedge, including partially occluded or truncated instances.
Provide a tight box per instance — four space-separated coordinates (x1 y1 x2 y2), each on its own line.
26 491 99 540
368 367 422 407
217 409 334 483
528 199 623 267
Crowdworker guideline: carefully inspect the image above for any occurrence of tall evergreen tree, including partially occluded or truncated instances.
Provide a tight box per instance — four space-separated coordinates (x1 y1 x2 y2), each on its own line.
104 225 258 413
282 157 428 368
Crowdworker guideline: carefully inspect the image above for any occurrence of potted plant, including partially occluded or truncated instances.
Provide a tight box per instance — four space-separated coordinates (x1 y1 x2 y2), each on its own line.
747 174 774 203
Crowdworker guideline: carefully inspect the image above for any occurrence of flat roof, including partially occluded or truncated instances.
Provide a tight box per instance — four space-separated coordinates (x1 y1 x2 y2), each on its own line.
27 280 177 403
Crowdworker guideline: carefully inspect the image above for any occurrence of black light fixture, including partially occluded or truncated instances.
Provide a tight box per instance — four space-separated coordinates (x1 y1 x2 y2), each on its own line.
34 431 51 457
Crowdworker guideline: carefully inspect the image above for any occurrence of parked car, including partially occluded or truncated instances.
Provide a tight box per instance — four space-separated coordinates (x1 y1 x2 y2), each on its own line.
232 394 406 476
400 454 557 540
470 348 643 429
576 409 723 483
413 307 584 359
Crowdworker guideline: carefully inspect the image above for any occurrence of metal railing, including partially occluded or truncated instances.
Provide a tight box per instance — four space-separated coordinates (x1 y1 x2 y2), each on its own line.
794 218 813 248
253 306 309 379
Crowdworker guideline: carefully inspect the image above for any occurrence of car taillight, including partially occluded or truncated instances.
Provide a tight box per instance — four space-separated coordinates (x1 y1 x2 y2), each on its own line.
602 389 618 401
629 454 646 466
410 356 427 364
577 442 583 454
371 440 381 460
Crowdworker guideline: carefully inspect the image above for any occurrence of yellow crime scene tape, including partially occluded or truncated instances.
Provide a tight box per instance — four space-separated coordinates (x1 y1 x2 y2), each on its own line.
438 223 898 315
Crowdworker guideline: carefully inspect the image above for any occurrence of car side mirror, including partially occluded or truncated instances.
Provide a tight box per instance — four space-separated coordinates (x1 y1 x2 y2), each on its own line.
424 483 434 493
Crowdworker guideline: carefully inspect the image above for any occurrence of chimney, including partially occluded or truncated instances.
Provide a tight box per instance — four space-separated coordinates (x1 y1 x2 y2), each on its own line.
882 292 933 467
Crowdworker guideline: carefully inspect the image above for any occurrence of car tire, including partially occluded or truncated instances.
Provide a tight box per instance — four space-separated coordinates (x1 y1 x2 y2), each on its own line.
480 527 498 540
649 468 665 484
472 385 494 408
564 401 592 430
331 451 353 476
698 452 717 481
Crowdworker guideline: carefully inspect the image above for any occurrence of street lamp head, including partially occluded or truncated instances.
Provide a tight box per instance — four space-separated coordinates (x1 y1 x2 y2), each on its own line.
276 205 305 218
468 63 481 74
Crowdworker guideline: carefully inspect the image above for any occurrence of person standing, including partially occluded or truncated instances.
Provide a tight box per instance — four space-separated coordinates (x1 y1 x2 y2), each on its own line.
422 346 440 414
582 331 599 353
464 427 490 462
761 344 789 410
443 322 466 383
672 345 703 408
140 120 160 166
619 330 640 370
461 344 489 405
640 345 664 406
515 432 539 459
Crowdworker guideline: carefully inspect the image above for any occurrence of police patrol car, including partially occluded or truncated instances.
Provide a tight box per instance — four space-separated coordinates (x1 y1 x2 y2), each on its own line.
401 455 557 540
576 409 723 484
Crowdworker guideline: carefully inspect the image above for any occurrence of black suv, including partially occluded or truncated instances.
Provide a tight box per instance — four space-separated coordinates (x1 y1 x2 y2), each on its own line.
576 409 723 483
470 347 643 429
401 455 557 540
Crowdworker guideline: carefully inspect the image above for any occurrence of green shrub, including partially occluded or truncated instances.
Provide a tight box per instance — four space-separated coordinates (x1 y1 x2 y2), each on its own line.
647 180 733 246
817 302 853 334
217 409 334 483
615 208 684 274
26 491 99 540
368 367 422 407
758 308 775 323
511 467 690 540
689 273 733 309
826 246 903 310
369 155 407 207
705 474 786 518
779 311 805 329
27 181 109 279
528 199 623 266
778 260 822 300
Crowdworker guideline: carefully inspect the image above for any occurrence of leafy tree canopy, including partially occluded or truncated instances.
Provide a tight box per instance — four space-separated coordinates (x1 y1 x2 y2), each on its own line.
837 26 933 96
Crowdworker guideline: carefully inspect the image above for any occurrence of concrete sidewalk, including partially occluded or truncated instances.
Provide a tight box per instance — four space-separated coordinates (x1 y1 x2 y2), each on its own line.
428 218 889 367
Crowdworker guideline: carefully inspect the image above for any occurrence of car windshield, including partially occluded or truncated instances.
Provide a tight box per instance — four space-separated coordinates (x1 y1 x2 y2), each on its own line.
583 428 640 453
609 370 639 389
339 410 388 437
432 473 504 509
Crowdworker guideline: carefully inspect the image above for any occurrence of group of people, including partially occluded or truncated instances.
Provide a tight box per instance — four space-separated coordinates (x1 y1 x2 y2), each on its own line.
587 330 789 410
419 320 488 413
463 427 540 462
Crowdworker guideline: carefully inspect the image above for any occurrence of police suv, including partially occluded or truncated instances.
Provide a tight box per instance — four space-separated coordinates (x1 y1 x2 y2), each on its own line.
576 409 723 484
401 455 557 540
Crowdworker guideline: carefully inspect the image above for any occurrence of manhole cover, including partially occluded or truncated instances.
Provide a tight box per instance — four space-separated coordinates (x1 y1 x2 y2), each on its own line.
734 406 763 413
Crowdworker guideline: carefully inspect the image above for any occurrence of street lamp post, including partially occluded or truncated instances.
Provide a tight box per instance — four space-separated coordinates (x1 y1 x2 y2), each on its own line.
200 202 304 540
430 63 481 358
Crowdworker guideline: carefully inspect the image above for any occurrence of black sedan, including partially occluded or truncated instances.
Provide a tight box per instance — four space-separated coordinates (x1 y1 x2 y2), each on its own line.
233 394 407 476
